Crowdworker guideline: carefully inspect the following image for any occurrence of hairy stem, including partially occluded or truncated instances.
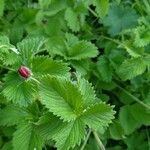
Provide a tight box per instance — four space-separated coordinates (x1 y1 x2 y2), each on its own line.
93 130 105 150
80 129 92 150
114 82 150 110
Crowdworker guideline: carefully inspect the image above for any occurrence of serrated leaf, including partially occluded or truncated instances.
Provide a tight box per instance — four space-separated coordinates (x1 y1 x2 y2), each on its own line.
118 57 147 80
52 119 85 150
68 40 98 60
32 56 70 78
103 2 139 35
37 113 63 140
97 56 113 82
2 72 37 106
94 0 109 18
46 36 66 57
39 76 84 121
119 105 141 135
81 102 115 129
134 26 150 47
46 33 98 60
13 123 43 150
77 77 96 106
17 37 46 66
0 105 32 126
65 7 80 32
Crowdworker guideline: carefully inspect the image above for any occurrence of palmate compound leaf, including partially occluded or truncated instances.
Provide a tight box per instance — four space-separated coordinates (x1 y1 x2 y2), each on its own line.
39 76 115 149
118 57 147 80
2 72 37 106
39 76 115 126
31 56 70 78
13 123 43 150
0 104 32 126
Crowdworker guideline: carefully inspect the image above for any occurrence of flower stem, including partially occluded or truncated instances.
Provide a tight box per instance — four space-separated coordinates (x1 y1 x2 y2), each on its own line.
93 130 105 150
80 129 92 150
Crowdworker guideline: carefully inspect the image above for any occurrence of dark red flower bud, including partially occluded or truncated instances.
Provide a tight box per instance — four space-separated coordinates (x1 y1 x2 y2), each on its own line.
18 66 31 78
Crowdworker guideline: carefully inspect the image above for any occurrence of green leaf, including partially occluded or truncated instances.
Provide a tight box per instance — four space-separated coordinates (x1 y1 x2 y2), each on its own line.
94 0 109 18
52 119 86 150
81 102 115 129
77 77 96 107
46 36 66 57
0 105 32 126
37 113 86 150
17 37 46 66
0 0 4 18
109 120 125 140
120 40 144 57
118 57 147 80
39 76 84 121
65 7 80 32
2 72 37 106
97 56 113 82
13 123 43 150
134 26 150 48
37 113 63 140
119 105 141 135
68 40 98 60
46 33 98 60
32 56 70 78
103 2 139 35
130 104 150 126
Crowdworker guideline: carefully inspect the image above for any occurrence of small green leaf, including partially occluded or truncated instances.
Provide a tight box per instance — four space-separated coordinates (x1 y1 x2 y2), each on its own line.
130 104 150 126
94 0 109 18
68 40 98 60
65 7 80 32
119 105 141 135
97 56 113 82
118 57 147 80
109 120 125 140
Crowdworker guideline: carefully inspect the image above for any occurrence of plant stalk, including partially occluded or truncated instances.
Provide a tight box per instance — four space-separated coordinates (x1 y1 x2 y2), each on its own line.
80 129 92 150
114 82 150 110
93 130 105 150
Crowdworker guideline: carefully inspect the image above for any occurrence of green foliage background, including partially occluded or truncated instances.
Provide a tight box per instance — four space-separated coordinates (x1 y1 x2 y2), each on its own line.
0 0 150 150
